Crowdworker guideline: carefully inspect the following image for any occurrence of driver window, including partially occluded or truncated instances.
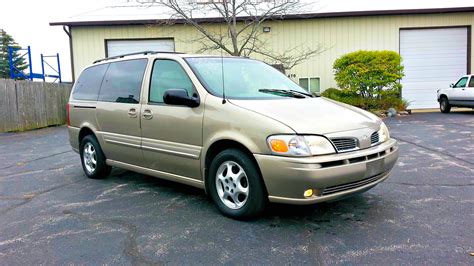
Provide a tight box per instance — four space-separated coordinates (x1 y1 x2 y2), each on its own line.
149 59 194 103
454 77 468 88
469 76 474 88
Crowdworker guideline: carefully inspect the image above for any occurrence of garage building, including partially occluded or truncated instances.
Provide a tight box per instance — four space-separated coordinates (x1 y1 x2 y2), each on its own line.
50 6 474 109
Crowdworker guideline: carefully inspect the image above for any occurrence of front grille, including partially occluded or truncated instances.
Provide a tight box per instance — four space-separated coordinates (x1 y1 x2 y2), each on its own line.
330 138 358 152
322 172 387 195
371 131 379 145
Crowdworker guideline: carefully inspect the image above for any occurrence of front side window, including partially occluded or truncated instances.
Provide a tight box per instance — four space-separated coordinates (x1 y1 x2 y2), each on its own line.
98 59 148 104
149 59 194 103
185 57 309 99
454 77 468 88
72 64 108 101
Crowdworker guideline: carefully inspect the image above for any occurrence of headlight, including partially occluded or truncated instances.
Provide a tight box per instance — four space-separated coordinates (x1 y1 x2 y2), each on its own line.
267 135 336 156
378 122 390 143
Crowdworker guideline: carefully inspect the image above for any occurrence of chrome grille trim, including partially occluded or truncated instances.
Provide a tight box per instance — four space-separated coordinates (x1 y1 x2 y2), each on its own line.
320 146 396 169
330 138 358 152
322 171 387 195
370 131 380 145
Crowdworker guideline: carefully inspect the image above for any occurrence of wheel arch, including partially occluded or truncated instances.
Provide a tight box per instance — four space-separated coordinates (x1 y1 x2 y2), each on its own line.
78 126 96 143
202 139 266 195
439 94 448 100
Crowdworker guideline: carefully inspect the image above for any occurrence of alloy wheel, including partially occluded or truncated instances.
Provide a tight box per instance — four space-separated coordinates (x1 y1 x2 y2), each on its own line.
83 142 97 173
215 161 249 210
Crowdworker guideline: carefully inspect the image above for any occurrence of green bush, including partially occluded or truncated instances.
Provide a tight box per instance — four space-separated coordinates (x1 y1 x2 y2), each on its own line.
320 88 342 98
321 88 407 112
325 50 407 113
333 50 404 98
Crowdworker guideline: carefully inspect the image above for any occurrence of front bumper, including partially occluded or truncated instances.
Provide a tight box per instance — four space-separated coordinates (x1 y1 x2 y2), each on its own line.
254 139 398 204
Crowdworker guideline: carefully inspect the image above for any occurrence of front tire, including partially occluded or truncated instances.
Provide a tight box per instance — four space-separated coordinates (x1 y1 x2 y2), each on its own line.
440 97 451 113
80 135 111 179
207 149 267 219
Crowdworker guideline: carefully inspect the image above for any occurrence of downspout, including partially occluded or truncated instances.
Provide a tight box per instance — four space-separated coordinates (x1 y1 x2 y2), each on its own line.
63 25 75 82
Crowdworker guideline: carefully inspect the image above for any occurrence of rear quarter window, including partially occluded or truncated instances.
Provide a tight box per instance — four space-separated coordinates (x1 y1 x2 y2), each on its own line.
72 64 109 101
98 59 148 104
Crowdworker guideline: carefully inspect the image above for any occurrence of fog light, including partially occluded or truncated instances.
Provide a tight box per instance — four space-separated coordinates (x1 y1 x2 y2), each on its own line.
304 189 314 197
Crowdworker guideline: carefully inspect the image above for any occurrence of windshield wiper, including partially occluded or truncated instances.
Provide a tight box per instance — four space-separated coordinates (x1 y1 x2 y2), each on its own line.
290 89 314 98
258 89 313 98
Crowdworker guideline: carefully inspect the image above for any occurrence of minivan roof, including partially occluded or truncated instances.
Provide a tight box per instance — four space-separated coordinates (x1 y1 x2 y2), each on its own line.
93 51 237 64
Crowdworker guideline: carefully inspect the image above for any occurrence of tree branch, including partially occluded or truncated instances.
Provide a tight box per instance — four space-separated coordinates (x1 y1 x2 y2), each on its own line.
131 0 324 69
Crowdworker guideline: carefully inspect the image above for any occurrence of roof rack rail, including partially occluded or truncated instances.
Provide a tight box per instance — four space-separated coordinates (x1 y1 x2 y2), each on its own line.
93 51 183 64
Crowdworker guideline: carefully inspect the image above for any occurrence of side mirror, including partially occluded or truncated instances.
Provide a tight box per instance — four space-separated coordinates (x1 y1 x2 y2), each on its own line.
450 83 454 88
163 89 200 108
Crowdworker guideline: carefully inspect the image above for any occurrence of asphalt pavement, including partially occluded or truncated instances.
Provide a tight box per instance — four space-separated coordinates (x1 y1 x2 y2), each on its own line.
0 111 473 265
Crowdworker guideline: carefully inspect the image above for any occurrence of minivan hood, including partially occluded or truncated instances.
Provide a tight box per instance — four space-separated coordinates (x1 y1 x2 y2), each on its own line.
230 97 381 134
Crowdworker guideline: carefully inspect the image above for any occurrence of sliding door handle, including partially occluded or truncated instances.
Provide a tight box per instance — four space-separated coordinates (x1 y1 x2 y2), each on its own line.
142 109 153 120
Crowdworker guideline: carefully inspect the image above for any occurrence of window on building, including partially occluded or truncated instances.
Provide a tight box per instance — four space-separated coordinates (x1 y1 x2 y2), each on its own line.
149 59 194 103
310 78 320 93
299 78 309 91
72 64 108 101
98 59 148 104
299 77 320 93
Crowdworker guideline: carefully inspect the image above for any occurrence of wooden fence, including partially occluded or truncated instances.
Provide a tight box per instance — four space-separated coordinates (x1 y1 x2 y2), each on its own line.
0 79 72 132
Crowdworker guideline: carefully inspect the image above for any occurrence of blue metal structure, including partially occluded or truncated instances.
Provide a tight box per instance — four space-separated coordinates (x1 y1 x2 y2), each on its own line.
8 46 62 83
40 53 62 83
8 46 32 80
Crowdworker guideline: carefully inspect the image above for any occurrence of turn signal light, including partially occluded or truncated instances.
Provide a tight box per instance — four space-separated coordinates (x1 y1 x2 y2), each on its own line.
270 139 289 153
304 189 314 198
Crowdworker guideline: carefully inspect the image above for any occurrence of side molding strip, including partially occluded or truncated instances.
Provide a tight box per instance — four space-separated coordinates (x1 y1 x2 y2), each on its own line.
141 145 199 159
73 105 96 109
106 159 205 189
105 139 141 149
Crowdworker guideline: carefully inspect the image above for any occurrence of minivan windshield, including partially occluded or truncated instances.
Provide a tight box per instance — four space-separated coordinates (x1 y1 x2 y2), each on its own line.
185 57 312 99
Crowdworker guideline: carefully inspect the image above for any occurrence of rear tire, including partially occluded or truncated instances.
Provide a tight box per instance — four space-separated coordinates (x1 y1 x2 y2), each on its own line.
80 135 111 179
207 149 267 219
440 98 451 113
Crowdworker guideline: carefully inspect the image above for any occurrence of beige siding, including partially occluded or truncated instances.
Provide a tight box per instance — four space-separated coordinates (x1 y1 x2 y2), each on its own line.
71 12 474 90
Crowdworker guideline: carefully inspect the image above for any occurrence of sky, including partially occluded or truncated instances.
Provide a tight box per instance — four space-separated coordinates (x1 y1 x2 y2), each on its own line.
1 0 473 82
0 0 118 82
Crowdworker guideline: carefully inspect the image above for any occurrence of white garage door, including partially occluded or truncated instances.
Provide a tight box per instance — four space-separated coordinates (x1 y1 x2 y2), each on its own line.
106 39 175 57
400 28 468 109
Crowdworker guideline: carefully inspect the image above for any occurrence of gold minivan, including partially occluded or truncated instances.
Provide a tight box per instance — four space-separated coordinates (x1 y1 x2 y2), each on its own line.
68 52 398 219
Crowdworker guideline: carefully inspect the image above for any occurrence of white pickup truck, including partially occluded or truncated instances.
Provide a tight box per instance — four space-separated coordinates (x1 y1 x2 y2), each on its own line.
437 75 474 113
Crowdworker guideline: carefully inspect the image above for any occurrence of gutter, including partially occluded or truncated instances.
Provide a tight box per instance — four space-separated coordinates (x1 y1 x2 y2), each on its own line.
62 25 75 82
49 6 474 27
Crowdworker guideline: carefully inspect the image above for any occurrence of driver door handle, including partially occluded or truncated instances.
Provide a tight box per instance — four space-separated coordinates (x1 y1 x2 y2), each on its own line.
127 108 137 118
142 109 153 120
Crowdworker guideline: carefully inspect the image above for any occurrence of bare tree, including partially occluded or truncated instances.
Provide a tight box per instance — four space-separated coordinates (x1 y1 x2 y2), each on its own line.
127 0 325 70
